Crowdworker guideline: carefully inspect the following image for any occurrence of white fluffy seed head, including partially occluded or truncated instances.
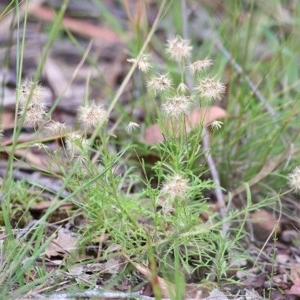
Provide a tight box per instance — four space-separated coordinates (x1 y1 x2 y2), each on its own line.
288 166 300 193
18 80 47 128
166 35 193 62
126 122 140 133
189 59 213 74
195 77 226 101
127 54 152 73
19 103 47 128
77 102 108 130
161 174 190 199
65 132 90 158
0 128 3 143
18 79 45 109
177 82 189 94
46 121 67 135
208 120 223 130
162 95 193 119
147 74 173 94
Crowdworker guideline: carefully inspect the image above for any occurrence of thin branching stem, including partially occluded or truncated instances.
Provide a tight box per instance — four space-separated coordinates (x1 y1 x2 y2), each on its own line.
181 0 227 229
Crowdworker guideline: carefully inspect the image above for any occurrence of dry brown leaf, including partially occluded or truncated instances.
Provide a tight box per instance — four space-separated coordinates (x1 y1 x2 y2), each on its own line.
30 201 73 212
28 5 122 44
123 253 174 298
208 289 228 299
186 106 227 129
290 263 300 283
143 123 164 145
142 106 227 145
1 110 15 129
14 149 48 169
43 57 73 99
281 230 300 243
288 279 300 296
185 283 210 299
250 209 280 241
45 228 78 258
0 0 44 40
1 132 44 147
92 233 110 244
85 259 120 275
122 0 148 29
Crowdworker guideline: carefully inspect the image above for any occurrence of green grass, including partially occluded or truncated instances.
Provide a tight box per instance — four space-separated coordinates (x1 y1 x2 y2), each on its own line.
0 0 299 299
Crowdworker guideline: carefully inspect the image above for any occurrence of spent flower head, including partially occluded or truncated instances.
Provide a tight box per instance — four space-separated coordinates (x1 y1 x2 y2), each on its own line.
208 120 223 130
288 166 300 193
161 173 190 199
147 74 173 94
162 95 193 119
18 80 47 128
195 77 226 101
127 54 152 73
78 102 108 130
46 121 67 135
65 132 90 158
166 35 192 62
177 82 189 94
189 59 213 74
18 79 45 108
19 103 47 128
126 121 140 133
32 143 48 151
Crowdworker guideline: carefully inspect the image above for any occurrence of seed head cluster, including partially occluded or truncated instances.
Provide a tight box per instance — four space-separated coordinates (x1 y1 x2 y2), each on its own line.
17 80 110 132
139 35 225 125
15 34 226 170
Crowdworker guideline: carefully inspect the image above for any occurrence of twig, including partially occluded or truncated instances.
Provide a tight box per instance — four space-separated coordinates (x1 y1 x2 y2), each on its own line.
201 129 230 283
22 289 152 299
21 288 209 300
181 1 227 230
123 253 174 299
181 0 229 283
201 129 227 221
